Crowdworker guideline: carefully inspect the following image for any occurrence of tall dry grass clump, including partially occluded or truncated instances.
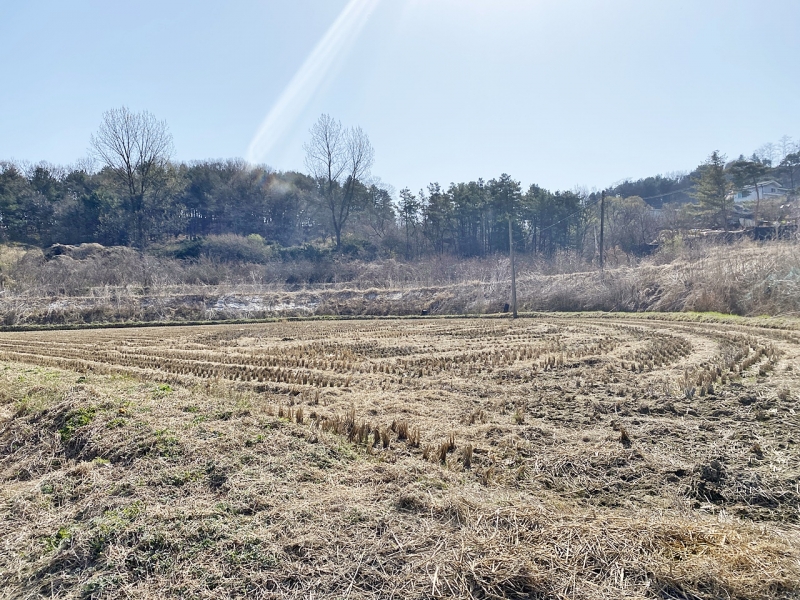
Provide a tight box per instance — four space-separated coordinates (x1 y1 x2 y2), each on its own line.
515 238 800 316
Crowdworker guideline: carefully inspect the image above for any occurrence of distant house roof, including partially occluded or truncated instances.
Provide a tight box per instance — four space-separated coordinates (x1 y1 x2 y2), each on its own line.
729 181 789 201
744 180 787 191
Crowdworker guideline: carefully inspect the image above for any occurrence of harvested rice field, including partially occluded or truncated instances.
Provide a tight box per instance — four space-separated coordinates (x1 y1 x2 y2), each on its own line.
1 314 799 599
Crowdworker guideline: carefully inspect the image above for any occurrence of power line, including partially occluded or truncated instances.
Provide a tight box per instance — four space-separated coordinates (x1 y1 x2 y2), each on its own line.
637 186 694 202
533 185 694 234
419 184 696 238
536 194 602 233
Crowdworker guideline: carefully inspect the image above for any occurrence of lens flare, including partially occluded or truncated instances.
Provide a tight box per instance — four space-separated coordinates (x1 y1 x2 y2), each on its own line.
246 0 381 165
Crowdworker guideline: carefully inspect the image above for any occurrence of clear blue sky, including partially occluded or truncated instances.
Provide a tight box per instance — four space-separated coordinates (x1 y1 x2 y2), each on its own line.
1 0 798 194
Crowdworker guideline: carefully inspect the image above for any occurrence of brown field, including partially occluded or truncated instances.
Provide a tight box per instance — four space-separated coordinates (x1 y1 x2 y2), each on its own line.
1 314 799 599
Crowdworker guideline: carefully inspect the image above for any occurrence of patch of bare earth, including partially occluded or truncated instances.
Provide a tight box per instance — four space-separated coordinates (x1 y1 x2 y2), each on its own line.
0 315 798 598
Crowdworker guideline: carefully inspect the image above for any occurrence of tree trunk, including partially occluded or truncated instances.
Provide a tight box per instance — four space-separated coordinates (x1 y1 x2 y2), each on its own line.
752 180 762 225
599 192 605 272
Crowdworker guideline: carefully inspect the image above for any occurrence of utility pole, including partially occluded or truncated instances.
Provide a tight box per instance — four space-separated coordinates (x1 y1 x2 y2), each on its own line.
599 190 606 273
509 216 518 319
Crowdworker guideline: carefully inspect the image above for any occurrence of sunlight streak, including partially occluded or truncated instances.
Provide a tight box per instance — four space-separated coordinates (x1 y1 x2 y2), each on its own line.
246 0 381 165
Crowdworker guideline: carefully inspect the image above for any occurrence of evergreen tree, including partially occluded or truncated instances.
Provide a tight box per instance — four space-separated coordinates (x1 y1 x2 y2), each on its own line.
398 188 420 259
728 155 770 223
691 151 731 230
780 152 800 192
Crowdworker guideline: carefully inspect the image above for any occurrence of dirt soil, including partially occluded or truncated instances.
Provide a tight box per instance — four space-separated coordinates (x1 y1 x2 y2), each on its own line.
0 314 798 599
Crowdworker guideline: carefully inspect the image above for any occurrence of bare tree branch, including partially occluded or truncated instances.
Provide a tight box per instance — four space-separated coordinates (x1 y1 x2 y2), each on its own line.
304 114 373 249
90 107 173 246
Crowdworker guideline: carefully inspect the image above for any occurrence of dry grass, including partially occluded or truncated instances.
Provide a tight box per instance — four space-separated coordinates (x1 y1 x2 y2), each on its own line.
1 314 799 598
1 239 799 326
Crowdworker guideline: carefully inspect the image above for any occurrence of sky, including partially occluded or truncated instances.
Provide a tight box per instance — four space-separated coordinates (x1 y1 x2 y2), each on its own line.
1 0 799 195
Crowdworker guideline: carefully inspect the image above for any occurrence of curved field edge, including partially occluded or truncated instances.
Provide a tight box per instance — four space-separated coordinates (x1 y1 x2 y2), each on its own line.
1 310 798 335
0 316 798 599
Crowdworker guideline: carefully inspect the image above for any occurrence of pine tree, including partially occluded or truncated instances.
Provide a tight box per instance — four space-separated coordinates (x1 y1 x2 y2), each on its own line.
729 156 770 223
691 151 731 230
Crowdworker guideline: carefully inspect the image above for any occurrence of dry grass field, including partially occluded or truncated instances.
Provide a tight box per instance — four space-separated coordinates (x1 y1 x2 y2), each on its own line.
2 240 800 325
1 314 799 599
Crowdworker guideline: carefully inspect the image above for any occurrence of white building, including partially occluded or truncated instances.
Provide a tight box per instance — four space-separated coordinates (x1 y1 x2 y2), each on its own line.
732 180 789 203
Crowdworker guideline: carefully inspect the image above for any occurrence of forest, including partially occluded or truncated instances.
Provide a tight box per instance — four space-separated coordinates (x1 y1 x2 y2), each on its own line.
1 110 798 265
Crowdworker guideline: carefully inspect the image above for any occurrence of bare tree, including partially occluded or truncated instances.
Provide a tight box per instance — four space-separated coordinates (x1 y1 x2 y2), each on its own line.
778 135 795 161
754 143 778 166
90 107 173 247
304 114 374 249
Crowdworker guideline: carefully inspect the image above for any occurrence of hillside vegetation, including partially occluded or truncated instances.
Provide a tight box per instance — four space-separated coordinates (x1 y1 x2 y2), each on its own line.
2 135 798 263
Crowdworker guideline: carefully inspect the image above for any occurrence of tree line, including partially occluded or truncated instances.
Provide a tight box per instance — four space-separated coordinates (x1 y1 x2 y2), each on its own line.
1 108 797 262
